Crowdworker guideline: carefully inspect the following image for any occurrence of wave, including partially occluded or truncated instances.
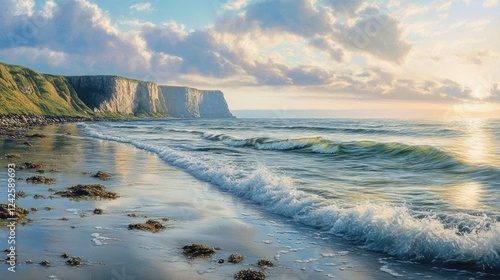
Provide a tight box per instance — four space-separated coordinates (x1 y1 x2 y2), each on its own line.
262 125 461 137
202 133 464 170
262 125 400 135
81 124 500 270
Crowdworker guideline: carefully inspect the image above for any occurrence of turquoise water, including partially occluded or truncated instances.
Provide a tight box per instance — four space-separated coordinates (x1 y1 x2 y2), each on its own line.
81 118 500 272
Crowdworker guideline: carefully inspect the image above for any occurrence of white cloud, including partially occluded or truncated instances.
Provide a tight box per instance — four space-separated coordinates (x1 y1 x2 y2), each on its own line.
130 2 153 12
483 0 497 7
221 0 250 11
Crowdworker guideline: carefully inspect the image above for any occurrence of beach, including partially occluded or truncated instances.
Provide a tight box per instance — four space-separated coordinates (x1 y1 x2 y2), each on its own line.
0 120 498 279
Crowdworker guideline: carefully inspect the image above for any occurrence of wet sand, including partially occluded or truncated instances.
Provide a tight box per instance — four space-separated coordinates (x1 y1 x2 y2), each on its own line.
0 123 491 279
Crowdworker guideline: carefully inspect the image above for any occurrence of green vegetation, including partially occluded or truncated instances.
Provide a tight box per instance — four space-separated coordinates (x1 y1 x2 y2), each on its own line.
0 62 94 116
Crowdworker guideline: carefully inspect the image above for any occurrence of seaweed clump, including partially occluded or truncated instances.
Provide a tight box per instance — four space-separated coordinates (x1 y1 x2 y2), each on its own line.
66 257 83 266
55 184 118 199
257 259 274 267
234 269 265 280
228 253 244 264
0 204 29 219
182 244 216 258
19 161 43 170
128 219 165 232
93 171 111 180
26 175 56 184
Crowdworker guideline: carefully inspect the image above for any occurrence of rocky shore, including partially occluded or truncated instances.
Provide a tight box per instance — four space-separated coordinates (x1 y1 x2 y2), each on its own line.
0 115 108 138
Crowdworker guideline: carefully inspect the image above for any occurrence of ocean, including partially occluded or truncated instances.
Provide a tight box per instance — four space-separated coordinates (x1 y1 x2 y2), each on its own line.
81 118 500 275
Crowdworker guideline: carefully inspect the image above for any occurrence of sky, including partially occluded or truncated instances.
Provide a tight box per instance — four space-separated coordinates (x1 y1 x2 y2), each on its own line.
0 0 499 118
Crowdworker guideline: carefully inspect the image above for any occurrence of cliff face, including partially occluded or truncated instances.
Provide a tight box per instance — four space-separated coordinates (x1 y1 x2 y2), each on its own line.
161 86 234 118
0 62 234 118
67 76 166 116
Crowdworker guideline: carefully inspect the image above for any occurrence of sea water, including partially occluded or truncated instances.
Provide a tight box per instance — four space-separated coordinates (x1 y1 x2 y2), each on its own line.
81 118 500 274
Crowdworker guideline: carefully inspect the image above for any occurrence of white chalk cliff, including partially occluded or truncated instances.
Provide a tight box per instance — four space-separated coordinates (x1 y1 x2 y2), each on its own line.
67 76 167 115
66 76 233 118
160 86 234 118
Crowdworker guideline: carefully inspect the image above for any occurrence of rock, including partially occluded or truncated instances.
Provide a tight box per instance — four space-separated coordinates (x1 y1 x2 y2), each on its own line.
228 253 244 264
26 175 56 184
128 219 165 232
25 259 33 264
127 213 139 217
23 142 33 146
60 217 69 221
16 191 27 198
27 133 47 138
234 268 265 280
19 161 43 170
182 244 216 258
55 184 118 199
93 208 103 214
30 207 38 212
66 256 83 266
44 207 54 211
92 171 111 180
61 253 69 258
40 260 50 266
161 217 171 221
218 258 225 264
0 203 29 219
257 259 274 267
33 194 46 199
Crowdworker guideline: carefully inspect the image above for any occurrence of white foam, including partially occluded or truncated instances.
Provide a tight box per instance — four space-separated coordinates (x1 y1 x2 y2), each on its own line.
380 264 403 277
90 233 118 246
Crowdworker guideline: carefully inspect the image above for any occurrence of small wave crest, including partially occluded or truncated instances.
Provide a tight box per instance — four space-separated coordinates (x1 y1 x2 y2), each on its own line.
81 124 500 269
202 133 462 169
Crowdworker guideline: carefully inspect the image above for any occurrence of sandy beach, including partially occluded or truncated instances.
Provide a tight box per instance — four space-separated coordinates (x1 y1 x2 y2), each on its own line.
0 122 496 280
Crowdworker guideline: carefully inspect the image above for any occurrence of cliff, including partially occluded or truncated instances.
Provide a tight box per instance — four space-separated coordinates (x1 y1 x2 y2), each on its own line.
0 62 234 118
67 76 166 116
161 86 234 118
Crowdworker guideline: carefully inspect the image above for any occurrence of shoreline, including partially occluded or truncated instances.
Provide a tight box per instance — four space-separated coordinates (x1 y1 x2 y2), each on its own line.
0 122 496 279
0 115 108 138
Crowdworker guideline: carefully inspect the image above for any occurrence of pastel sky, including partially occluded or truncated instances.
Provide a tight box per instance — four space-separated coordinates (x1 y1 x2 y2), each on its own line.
0 0 499 118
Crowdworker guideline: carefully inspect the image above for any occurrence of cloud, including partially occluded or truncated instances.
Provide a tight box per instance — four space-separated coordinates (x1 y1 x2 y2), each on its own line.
487 84 500 101
217 0 410 64
130 2 153 12
483 0 498 7
242 0 332 37
0 0 154 75
141 23 242 77
336 13 411 63
456 51 490 65
324 0 366 15
220 0 250 11
309 36 344 62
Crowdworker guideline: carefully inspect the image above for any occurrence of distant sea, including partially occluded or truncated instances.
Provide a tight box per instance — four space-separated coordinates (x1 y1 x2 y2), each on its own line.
81 118 500 273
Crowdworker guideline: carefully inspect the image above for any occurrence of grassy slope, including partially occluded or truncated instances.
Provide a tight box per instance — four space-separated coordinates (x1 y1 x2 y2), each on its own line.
0 62 94 116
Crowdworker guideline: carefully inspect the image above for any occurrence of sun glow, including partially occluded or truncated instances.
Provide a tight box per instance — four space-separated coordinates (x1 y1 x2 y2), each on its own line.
444 182 485 210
